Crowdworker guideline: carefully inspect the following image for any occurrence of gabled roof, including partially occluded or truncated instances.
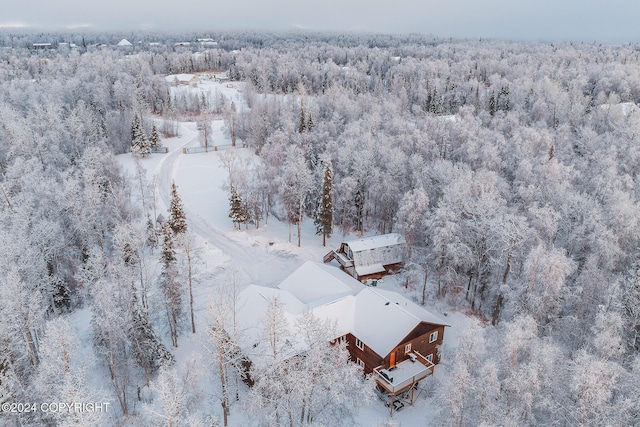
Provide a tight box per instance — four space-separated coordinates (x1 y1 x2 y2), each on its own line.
351 288 447 357
164 73 198 83
345 233 405 252
234 262 446 366
234 285 307 367
117 39 132 47
278 261 365 306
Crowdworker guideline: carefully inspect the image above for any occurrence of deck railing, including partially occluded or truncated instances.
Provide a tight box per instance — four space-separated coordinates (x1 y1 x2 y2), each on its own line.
373 351 434 395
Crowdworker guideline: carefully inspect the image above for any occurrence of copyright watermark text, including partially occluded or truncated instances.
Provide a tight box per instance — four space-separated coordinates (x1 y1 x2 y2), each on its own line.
1 402 110 414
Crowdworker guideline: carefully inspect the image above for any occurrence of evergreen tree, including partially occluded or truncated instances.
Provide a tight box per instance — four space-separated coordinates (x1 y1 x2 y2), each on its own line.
130 290 174 382
161 221 176 266
150 122 161 148
298 100 306 133
499 84 510 111
489 92 497 116
228 186 249 229
354 180 365 233
228 186 242 229
168 181 187 235
315 162 333 246
160 221 181 348
145 215 158 249
131 114 150 156
307 113 314 132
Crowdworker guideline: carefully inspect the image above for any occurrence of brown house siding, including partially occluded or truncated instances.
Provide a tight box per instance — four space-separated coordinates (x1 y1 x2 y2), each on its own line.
383 324 446 369
344 333 384 374
342 323 446 374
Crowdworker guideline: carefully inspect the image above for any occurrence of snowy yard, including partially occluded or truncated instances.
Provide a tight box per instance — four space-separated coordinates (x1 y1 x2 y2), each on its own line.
117 94 473 424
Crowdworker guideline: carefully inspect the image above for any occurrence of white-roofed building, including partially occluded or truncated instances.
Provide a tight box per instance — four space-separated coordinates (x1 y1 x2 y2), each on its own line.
324 233 406 281
117 38 133 47
164 73 200 87
234 261 447 407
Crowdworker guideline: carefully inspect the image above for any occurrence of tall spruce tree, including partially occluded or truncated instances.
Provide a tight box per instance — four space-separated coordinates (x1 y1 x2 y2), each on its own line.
169 181 187 235
315 162 333 246
228 186 249 229
160 221 181 348
131 114 150 156
130 288 174 385
150 122 161 148
298 100 306 133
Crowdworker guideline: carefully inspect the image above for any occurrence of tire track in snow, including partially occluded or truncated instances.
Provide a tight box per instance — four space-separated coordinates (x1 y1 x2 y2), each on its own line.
154 124 299 287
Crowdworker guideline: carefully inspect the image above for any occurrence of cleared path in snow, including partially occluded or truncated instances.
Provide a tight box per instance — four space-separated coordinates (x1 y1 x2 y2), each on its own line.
154 122 301 288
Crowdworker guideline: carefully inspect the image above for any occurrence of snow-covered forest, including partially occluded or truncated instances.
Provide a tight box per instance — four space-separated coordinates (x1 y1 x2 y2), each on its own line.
1 30 640 426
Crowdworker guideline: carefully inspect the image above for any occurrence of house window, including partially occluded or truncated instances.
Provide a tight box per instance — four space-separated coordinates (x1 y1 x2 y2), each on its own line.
429 331 438 343
404 343 412 354
426 353 433 363
355 338 364 350
356 358 365 368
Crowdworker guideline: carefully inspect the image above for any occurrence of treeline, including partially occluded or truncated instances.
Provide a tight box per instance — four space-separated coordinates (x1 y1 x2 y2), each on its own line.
0 33 231 425
226 35 640 425
0 30 639 425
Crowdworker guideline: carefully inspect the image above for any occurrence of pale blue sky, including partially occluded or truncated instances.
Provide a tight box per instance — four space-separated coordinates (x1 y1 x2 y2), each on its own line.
2 0 638 43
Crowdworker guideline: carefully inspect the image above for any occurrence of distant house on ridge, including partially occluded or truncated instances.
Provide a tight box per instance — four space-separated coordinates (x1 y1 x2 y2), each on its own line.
32 43 53 50
117 39 133 48
165 74 200 87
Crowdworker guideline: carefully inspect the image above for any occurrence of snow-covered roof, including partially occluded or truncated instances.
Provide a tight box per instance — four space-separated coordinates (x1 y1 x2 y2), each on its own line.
351 288 446 357
235 262 446 365
599 102 639 117
165 74 198 84
345 233 405 253
278 261 365 306
355 263 386 277
117 39 132 47
234 285 307 367
370 288 448 330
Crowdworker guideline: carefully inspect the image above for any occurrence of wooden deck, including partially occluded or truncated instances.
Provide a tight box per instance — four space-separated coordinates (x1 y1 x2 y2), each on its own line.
373 352 435 415
323 250 353 268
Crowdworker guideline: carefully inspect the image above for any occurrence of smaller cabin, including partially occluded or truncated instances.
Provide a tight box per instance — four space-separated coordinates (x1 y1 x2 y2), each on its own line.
324 233 406 281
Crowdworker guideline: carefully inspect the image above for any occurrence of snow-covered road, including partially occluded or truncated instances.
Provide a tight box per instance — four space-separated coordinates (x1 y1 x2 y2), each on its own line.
153 121 303 288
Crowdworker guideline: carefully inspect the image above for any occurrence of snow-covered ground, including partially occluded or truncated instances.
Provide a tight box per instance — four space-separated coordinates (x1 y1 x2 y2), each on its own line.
116 80 475 426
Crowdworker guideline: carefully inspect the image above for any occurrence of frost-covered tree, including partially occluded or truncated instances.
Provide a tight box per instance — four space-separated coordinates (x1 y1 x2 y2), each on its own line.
150 122 161 148
517 244 576 326
144 358 211 427
169 180 187 235
395 186 430 254
623 261 640 355
34 317 107 427
130 290 174 385
207 274 247 427
228 186 250 229
91 272 136 417
160 221 182 348
250 311 373 426
314 161 333 246
131 113 150 156
278 145 312 247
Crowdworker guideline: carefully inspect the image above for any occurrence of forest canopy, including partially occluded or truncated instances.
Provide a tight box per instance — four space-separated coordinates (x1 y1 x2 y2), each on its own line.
0 30 639 426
